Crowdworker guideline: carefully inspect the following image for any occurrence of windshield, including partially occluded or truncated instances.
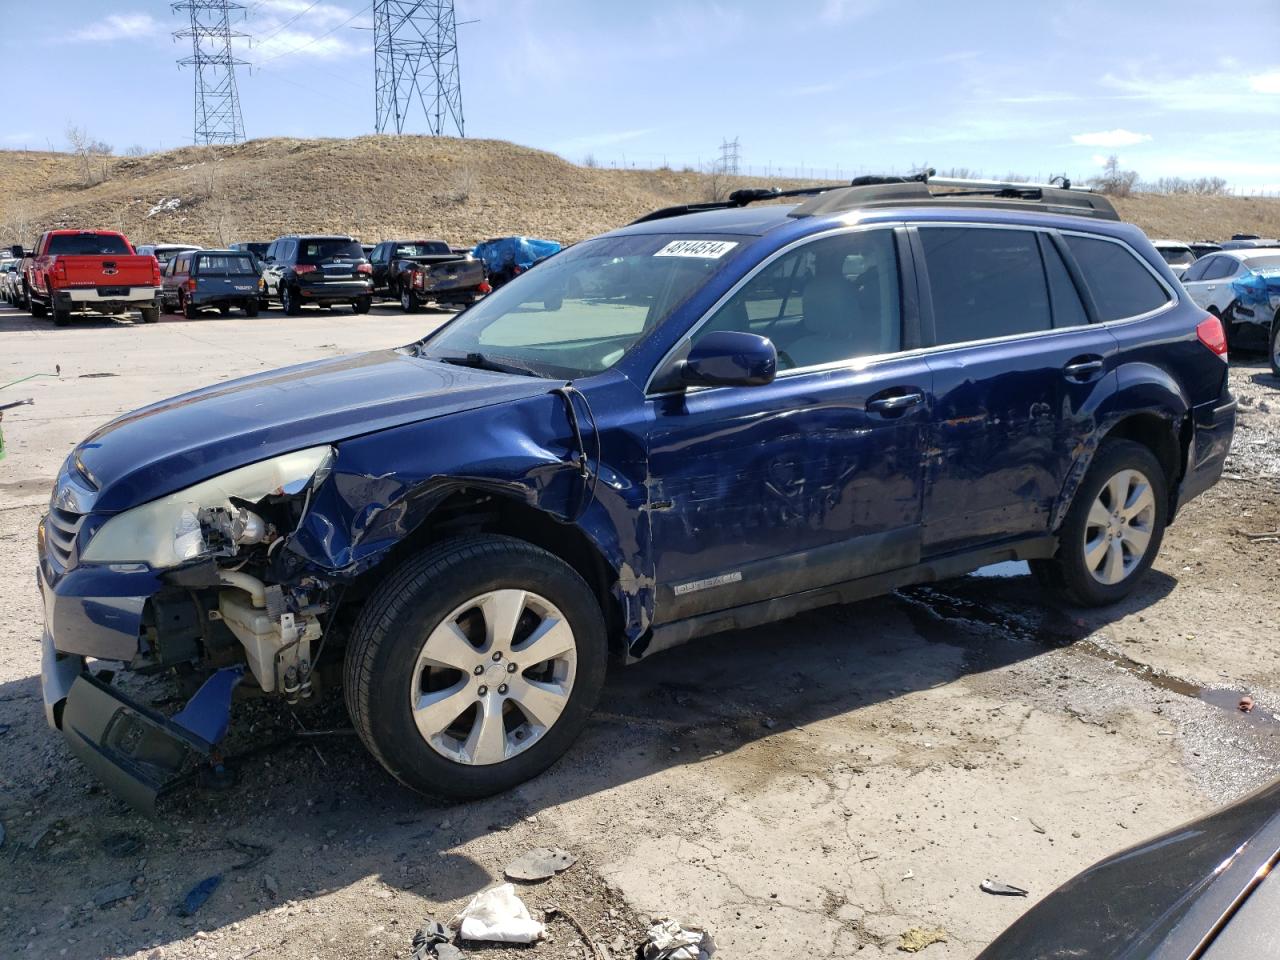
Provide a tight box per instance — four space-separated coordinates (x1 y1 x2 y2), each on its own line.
298 239 365 263
47 233 131 256
1157 246 1194 266
395 242 451 257
196 254 257 275
420 233 749 378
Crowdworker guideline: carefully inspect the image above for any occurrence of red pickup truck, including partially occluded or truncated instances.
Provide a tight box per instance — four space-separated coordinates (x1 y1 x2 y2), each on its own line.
15 230 162 326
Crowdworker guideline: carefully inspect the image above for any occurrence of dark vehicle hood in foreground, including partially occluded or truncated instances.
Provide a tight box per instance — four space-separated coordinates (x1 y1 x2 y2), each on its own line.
978 779 1280 959
75 349 553 513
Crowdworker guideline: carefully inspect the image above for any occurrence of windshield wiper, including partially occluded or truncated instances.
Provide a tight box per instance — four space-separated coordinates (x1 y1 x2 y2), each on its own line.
435 352 539 377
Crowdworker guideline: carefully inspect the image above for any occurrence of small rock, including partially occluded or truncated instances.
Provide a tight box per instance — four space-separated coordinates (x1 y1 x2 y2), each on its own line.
899 927 948 952
504 847 577 882
761 717 777 730
131 901 151 922
262 875 279 899
435 946 464 960
93 881 136 909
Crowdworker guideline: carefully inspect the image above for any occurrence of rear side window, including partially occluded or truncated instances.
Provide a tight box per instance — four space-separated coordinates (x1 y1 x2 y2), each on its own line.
921 227 1051 345
1205 257 1241 280
46 233 131 256
1064 235 1170 321
1040 237 1089 328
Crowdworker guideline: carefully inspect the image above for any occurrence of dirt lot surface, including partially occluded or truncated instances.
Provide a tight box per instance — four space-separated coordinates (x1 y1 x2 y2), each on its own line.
2 303 1279 959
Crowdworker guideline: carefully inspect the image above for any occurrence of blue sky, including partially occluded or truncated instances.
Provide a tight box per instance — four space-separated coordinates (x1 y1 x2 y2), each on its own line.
3 0 1279 191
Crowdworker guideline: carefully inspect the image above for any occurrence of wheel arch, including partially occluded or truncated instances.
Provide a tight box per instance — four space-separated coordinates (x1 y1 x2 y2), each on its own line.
1052 368 1192 530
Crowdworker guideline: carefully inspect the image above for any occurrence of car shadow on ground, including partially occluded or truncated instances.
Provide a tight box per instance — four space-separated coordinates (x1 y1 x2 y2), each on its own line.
0 565 1177 956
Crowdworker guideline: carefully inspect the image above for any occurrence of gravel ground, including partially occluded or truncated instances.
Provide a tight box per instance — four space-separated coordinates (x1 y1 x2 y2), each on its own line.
1 304 1278 959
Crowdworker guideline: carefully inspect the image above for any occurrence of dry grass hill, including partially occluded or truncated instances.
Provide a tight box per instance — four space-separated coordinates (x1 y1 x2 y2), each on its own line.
1 135 1278 249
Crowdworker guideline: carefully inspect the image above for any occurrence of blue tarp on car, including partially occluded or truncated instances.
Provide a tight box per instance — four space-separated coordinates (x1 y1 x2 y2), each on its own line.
472 237 562 274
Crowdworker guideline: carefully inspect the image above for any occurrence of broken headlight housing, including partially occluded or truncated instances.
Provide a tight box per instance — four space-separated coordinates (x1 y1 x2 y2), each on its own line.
81 446 334 569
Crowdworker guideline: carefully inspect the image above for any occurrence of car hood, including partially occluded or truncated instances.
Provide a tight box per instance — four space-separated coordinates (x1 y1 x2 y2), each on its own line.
977 778 1280 959
74 349 555 513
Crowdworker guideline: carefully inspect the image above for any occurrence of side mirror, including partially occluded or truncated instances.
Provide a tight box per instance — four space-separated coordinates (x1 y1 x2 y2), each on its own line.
10 245 24 259
679 331 777 389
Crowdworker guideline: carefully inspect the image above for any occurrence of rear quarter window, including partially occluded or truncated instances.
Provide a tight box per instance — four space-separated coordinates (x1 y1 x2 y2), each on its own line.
1065 235 1171 321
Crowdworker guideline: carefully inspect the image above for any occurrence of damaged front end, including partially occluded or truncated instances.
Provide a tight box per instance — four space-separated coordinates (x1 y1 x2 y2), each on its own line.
42 446 340 812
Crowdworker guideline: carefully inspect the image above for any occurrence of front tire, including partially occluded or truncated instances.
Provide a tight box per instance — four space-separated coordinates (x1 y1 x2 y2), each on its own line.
1032 439 1167 606
344 535 607 800
1270 313 1280 377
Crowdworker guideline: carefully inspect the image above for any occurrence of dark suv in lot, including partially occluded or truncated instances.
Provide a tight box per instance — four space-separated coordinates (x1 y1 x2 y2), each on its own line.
37 175 1235 811
260 235 373 315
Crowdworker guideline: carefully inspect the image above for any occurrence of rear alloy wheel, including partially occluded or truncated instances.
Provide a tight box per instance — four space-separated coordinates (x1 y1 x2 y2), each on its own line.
182 294 198 320
400 286 419 314
344 535 607 799
1032 439 1167 606
282 285 302 316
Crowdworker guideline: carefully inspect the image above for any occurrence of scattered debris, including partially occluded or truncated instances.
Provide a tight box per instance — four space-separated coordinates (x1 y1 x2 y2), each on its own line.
146 198 182 218
226 838 271 870
262 874 279 899
901 869 915 881
546 905 606 960
899 927 948 952
639 919 716 960
434 945 463 960
94 880 137 909
760 717 778 729
1242 529 1280 542
102 832 144 858
451 883 545 943
980 879 1029 897
178 875 222 917
410 919 451 960
1240 696 1255 713
504 846 577 882
1029 819 1047 835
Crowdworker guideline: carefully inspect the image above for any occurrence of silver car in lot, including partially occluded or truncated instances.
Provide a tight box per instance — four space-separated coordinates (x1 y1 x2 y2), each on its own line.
1180 247 1280 371
1152 240 1195 278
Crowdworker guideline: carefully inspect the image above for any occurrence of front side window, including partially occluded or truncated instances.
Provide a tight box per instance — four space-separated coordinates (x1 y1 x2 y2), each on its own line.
1181 258 1211 283
922 227 1051 345
689 228 901 369
1064 234 1171 321
421 233 750 378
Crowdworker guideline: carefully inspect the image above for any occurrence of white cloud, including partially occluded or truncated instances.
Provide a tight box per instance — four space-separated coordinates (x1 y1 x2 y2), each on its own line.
252 28 365 61
1250 71 1280 94
252 1 360 29
1071 128 1152 147
68 13 161 43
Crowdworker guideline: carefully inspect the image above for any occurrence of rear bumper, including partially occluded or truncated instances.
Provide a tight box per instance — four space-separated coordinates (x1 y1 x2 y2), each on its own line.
1177 395 1236 511
297 279 372 303
56 287 158 306
189 292 258 308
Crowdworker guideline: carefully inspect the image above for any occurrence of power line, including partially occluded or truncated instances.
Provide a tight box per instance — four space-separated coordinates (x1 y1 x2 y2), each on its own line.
254 2 370 64
373 0 465 137
172 1 248 145
251 0 325 46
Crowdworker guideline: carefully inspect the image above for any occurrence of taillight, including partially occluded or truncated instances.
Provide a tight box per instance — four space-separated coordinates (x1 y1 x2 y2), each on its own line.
152 260 161 285
1196 315 1228 359
56 261 68 283
183 278 197 292
412 270 424 290
478 281 492 294
357 263 372 275
294 264 317 275
513 265 524 275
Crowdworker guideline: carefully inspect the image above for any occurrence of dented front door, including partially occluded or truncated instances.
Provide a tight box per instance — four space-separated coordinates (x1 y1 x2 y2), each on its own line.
645 358 932 625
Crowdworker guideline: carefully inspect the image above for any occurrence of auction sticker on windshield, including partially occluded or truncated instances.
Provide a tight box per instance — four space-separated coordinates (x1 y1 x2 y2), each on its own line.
654 239 739 259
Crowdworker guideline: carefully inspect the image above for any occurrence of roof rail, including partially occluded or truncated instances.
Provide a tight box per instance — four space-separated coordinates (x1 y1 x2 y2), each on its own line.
629 169 1118 226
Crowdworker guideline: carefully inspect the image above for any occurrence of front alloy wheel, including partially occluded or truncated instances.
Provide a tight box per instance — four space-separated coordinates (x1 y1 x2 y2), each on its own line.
1082 469 1155 585
344 535 607 799
412 589 577 765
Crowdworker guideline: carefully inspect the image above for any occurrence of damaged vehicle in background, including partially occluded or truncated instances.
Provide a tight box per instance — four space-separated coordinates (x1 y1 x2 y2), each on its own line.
1180 248 1280 369
38 174 1236 812
368 239 490 312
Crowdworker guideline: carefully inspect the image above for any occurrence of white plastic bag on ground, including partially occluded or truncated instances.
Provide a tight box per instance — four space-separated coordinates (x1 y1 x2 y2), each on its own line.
641 918 716 960
451 883 545 943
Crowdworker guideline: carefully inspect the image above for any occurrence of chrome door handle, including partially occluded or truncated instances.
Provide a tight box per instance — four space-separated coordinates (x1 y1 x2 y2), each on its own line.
867 392 925 413
1063 359 1104 379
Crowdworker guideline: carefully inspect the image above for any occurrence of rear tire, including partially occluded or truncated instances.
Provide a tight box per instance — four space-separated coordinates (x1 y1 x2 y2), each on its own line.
243 303 260 318
182 294 198 320
218 304 231 316
1032 439 1167 607
29 294 46 318
1269 315 1280 377
282 285 302 316
353 295 372 314
52 305 70 327
343 535 607 800
399 286 419 314
139 305 160 324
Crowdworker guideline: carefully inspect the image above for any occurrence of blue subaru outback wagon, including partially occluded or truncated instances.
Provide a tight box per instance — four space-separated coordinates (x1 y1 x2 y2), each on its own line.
38 174 1236 810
